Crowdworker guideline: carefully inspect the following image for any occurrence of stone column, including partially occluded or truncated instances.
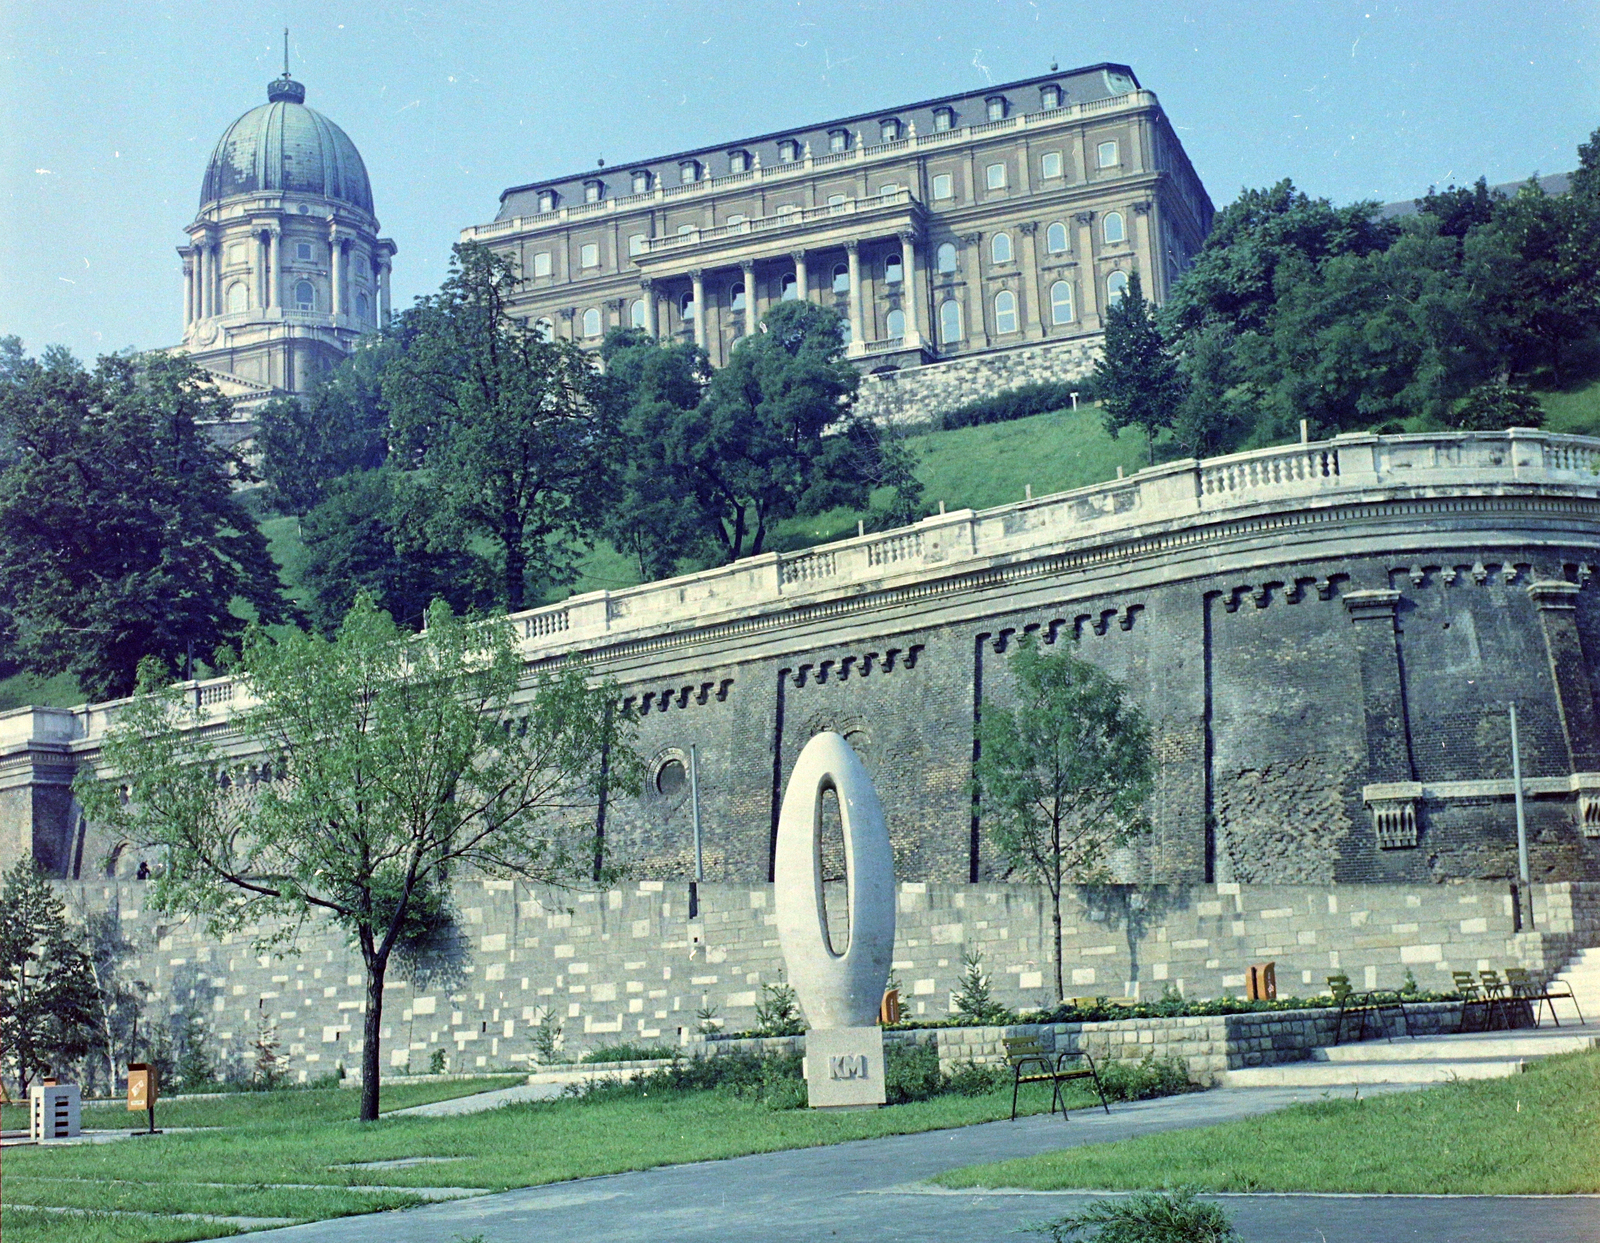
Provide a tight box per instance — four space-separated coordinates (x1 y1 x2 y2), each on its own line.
1133 201 1155 302
845 241 864 346
378 259 391 325
329 228 345 319
791 250 808 303
742 261 758 336
960 233 986 349
898 231 921 345
641 278 659 336
690 269 706 349
255 232 268 310
268 226 281 311
1019 221 1044 337
1528 581 1600 770
182 253 194 325
201 242 215 319
1075 212 1099 328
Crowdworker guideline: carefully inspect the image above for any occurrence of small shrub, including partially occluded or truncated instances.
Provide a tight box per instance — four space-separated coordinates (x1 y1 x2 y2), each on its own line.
754 980 805 1037
427 1049 447 1075
951 944 1014 1026
580 1042 677 1065
1447 380 1545 431
694 1002 721 1036
565 1048 808 1110
938 381 1087 431
1093 1055 1194 1103
532 1009 562 1063
884 1042 945 1104
1031 1187 1238 1243
306 1070 343 1090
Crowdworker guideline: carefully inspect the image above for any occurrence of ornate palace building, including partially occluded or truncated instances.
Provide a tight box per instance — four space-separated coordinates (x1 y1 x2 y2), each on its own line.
463 63 1213 421
176 65 396 427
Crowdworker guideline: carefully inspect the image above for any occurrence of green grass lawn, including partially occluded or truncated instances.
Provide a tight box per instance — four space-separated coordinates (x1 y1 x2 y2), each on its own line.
937 1048 1600 1197
0 1078 1094 1242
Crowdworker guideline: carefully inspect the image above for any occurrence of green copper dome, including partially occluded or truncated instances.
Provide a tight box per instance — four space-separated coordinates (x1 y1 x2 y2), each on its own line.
200 75 373 214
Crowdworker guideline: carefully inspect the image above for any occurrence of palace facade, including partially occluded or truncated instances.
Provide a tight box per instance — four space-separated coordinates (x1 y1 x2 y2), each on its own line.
463 64 1213 403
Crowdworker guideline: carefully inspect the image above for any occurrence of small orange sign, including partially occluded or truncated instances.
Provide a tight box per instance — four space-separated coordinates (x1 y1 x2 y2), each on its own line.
127 1063 156 1112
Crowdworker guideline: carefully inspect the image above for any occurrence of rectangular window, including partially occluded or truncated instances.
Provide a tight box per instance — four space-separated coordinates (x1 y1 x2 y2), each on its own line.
729 150 749 173
725 214 746 226
583 181 602 203
779 140 799 163
933 108 954 132
580 243 599 269
628 233 648 257
1040 151 1063 180
1097 140 1120 169
880 119 900 143
532 251 552 278
829 129 849 152
537 190 556 213
986 96 1007 122
1040 85 1062 110
296 241 313 261
827 194 847 208
931 172 954 201
985 162 1006 191
680 161 699 185
631 170 650 194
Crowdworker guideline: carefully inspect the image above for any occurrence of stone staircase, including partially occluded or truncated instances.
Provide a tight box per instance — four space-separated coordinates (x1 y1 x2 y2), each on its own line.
1222 950 1600 1088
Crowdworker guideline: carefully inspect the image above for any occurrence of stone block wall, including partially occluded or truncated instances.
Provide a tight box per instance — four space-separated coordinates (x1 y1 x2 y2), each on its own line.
854 337 1100 427
64 876 1599 1085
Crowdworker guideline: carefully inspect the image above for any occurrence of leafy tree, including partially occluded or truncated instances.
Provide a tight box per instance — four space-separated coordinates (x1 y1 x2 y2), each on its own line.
256 339 394 516
81 908 142 1097
78 595 642 1121
300 468 491 634
0 860 101 1096
974 637 1153 1003
1446 380 1546 431
0 348 289 700
598 328 718 579
1416 177 1503 239
384 244 615 611
1094 272 1185 462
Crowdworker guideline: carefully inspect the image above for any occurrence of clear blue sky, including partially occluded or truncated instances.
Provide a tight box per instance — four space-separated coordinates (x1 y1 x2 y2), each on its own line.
2 0 1595 362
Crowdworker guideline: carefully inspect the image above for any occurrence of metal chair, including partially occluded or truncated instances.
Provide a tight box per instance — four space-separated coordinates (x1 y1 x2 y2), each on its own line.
1505 966 1584 1028
1003 1035 1110 1121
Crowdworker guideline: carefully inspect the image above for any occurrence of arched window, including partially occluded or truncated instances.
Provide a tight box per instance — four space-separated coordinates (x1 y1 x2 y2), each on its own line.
936 242 957 274
1106 271 1130 304
583 308 602 338
939 299 962 343
630 299 648 329
1046 221 1069 254
1103 211 1126 245
680 291 696 320
781 272 798 301
885 307 906 338
294 280 315 311
832 263 850 294
884 253 903 284
356 292 370 321
1050 280 1073 325
534 317 554 342
226 282 247 314
730 282 746 311
628 233 648 257
991 232 1013 264
994 289 1018 334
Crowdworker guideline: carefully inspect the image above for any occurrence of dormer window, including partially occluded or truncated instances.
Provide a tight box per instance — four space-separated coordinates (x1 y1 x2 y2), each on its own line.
631 169 651 194
1040 84 1062 110
583 179 604 204
679 160 701 185
879 118 901 142
985 95 1008 122
828 128 849 153
779 139 799 163
933 107 954 132
537 189 558 213
729 149 750 173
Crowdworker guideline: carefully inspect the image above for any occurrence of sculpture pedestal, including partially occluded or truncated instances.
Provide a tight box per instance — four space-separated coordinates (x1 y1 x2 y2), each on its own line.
804 1026 886 1109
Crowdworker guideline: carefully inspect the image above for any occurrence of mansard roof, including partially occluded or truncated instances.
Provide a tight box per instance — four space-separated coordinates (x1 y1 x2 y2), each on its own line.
495 63 1141 221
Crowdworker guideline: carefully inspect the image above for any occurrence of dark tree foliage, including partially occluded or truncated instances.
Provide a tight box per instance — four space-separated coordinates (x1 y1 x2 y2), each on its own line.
300 468 492 633
598 328 718 579
1446 380 1546 431
0 859 101 1096
1094 272 1185 462
0 348 289 699
256 338 394 516
1416 177 1503 239
383 244 616 612
606 301 915 566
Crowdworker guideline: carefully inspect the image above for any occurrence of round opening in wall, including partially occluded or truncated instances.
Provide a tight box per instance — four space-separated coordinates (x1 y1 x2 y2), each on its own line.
656 758 687 797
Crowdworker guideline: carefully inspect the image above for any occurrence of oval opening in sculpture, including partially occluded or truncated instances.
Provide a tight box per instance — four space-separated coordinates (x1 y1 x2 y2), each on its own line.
817 781 850 956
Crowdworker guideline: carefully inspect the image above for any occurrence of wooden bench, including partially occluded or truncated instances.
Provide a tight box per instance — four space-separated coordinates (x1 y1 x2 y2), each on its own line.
1003 1035 1110 1122
1328 974 1410 1044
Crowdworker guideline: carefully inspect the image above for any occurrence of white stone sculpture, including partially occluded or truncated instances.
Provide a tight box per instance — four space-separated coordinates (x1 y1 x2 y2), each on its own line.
774 731 895 1107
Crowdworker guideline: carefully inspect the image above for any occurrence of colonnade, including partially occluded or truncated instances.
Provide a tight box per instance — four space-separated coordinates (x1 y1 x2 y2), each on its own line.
182 223 392 330
638 228 924 355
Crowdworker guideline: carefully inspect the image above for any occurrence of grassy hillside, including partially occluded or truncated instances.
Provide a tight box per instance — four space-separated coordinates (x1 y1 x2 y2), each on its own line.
6 376 1598 713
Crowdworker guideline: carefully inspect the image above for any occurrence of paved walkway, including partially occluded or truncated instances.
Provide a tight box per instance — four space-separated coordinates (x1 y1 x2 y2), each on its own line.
245 1084 1600 1242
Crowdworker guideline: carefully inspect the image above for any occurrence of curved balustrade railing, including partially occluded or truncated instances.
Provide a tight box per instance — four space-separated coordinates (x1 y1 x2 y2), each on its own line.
7 428 1595 749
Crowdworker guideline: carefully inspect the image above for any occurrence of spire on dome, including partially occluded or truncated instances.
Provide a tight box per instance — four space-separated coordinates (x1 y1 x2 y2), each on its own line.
267 28 305 103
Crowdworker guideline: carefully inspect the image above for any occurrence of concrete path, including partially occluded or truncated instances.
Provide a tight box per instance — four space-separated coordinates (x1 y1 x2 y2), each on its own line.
242 1084 1599 1242
385 1081 567 1117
